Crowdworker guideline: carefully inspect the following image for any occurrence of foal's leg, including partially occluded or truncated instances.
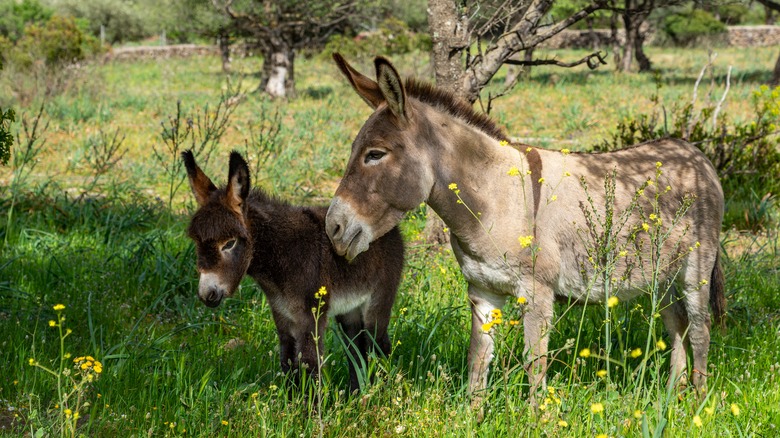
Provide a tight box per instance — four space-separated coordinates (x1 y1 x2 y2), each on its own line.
294 313 328 395
363 289 395 356
467 285 507 412
336 308 367 393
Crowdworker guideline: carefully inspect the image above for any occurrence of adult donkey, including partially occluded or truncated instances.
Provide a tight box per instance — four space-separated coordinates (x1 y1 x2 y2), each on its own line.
183 150 404 392
325 54 725 405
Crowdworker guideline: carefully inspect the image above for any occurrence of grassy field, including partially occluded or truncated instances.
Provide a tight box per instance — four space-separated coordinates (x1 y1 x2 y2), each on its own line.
1 46 779 436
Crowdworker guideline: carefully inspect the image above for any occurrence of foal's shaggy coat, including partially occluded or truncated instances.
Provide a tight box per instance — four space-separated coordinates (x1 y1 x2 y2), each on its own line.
183 151 404 391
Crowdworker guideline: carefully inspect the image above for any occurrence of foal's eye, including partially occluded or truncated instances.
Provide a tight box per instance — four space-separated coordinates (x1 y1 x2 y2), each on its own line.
221 239 237 252
364 150 386 164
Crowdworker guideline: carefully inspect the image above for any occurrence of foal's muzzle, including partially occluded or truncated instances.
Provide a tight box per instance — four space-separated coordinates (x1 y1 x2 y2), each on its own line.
198 272 226 307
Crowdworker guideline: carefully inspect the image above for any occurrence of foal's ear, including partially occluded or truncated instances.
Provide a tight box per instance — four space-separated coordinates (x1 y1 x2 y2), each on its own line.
182 150 217 206
374 56 407 123
226 151 251 214
333 53 385 109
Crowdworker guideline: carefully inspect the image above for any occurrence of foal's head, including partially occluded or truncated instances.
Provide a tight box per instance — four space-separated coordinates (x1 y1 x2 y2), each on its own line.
183 150 253 307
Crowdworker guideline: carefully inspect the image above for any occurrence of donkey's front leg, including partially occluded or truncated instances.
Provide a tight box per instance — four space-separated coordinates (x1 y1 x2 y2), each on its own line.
523 284 554 404
467 285 506 418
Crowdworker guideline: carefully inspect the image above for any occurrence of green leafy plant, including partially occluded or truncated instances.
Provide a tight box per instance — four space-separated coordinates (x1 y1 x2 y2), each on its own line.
0 106 13 165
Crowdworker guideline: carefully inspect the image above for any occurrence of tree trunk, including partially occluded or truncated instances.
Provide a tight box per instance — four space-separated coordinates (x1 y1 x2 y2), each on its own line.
427 0 469 97
633 25 652 71
620 2 636 72
259 33 295 99
217 28 231 74
773 51 780 86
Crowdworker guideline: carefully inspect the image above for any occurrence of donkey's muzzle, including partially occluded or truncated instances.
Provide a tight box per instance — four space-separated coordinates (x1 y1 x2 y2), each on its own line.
326 196 372 261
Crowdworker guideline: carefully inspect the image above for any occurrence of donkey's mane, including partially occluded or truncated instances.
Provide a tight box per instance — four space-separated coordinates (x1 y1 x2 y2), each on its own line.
404 78 508 142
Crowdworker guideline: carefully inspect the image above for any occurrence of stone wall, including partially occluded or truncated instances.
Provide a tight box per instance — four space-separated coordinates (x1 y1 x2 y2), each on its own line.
104 44 218 62
727 25 780 47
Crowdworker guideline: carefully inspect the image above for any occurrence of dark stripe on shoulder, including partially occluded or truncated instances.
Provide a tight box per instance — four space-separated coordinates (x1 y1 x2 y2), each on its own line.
523 147 543 225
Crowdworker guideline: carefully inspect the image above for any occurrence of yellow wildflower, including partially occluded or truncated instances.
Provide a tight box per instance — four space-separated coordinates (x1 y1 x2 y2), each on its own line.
704 406 715 415
481 321 494 333
619 250 628 257
693 415 702 427
448 183 458 191
579 348 591 358
655 161 662 168
28 358 35 366
730 403 740 416
526 147 532 152
564 171 571 177
64 409 72 417
518 235 534 248
596 369 607 378
222 420 229 426
607 296 619 308
550 195 557 202
490 309 502 319
656 340 667 351
53 304 65 311
507 166 520 176
642 223 650 232
558 420 568 427
48 320 56 327
634 410 643 419
630 348 643 358
517 296 527 305
509 320 520 326
590 402 604 414
499 140 509 146
538 177 545 184
561 148 570 155
596 434 607 438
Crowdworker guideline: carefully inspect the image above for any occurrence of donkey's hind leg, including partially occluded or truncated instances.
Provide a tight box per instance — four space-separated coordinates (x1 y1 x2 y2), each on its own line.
336 309 368 393
660 284 691 389
681 264 714 397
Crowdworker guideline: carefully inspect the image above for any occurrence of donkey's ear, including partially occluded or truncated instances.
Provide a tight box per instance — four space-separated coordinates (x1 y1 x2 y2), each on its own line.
374 57 407 123
182 150 217 206
226 151 251 214
333 53 385 109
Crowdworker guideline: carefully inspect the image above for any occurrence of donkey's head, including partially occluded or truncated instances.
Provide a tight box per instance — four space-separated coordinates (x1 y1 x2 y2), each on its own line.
326 54 436 261
183 150 253 307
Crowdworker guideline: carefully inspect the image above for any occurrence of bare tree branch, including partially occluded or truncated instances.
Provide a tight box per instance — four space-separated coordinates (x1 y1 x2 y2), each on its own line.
504 51 608 69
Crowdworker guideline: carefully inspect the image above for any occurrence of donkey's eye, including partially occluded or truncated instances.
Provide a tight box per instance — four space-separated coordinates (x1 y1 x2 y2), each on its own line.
364 150 386 164
221 239 237 252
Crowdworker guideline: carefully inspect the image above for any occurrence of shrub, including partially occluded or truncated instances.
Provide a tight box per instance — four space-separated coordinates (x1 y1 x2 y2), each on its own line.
321 18 431 59
0 0 53 42
53 0 151 44
662 9 726 46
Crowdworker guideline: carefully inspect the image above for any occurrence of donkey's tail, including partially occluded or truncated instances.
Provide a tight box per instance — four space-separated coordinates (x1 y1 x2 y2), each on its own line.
710 252 727 329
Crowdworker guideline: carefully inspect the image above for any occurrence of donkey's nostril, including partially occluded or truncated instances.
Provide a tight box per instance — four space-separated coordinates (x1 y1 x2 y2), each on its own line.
332 223 341 238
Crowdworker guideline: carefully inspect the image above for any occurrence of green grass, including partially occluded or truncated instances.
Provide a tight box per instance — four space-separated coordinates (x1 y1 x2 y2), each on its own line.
1 47 779 436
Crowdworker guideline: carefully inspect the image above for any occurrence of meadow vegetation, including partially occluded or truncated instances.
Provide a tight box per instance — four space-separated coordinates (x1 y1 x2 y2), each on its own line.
1 46 779 436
